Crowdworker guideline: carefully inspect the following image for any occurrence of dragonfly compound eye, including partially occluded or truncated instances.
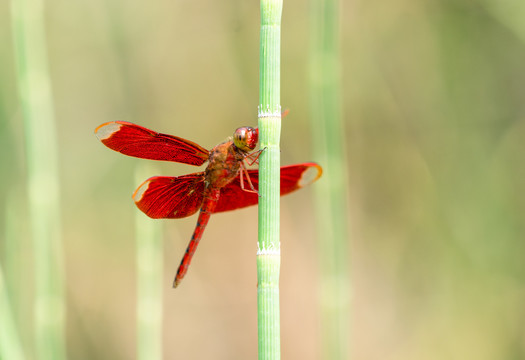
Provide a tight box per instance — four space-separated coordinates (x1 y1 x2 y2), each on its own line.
233 126 258 152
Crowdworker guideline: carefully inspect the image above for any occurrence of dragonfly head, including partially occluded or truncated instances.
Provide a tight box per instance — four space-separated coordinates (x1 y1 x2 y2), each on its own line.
233 126 258 152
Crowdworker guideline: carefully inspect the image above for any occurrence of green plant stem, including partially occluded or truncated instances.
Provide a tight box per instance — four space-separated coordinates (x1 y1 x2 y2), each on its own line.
135 166 163 360
3 192 24 338
10 0 66 358
0 264 26 360
4 190 32 357
257 0 283 359
309 0 351 359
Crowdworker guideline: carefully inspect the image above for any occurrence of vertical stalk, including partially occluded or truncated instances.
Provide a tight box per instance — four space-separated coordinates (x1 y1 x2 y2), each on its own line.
257 0 283 359
0 264 26 360
309 0 351 359
135 166 164 360
3 192 23 332
10 0 66 359
3 192 30 358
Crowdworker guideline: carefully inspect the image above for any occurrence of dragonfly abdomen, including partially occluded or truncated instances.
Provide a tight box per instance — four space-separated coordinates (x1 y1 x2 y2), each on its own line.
173 189 220 287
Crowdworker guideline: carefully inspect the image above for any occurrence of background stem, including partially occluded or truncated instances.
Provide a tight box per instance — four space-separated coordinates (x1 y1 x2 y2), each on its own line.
309 0 351 358
0 263 26 360
10 0 66 358
135 166 164 360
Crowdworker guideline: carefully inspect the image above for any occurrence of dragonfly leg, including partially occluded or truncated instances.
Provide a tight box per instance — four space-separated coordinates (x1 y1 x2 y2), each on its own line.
245 147 265 166
239 162 260 196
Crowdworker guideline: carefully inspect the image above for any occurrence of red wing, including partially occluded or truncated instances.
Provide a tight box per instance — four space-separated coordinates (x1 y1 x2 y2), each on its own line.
213 162 322 213
133 173 206 219
95 121 209 165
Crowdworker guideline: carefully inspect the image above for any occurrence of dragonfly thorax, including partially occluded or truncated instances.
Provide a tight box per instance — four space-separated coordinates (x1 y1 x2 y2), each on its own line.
205 141 245 190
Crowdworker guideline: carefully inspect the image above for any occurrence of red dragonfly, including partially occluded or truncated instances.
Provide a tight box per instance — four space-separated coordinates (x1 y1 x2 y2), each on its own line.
95 121 322 287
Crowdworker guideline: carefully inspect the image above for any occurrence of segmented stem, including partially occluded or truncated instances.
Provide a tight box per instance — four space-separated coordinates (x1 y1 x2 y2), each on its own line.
257 0 283 359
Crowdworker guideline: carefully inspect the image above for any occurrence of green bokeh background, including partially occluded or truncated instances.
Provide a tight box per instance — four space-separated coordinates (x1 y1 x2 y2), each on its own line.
1 0 524 359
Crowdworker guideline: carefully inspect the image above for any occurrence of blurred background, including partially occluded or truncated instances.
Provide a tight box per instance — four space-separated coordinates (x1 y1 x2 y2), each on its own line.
1 0 524 359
